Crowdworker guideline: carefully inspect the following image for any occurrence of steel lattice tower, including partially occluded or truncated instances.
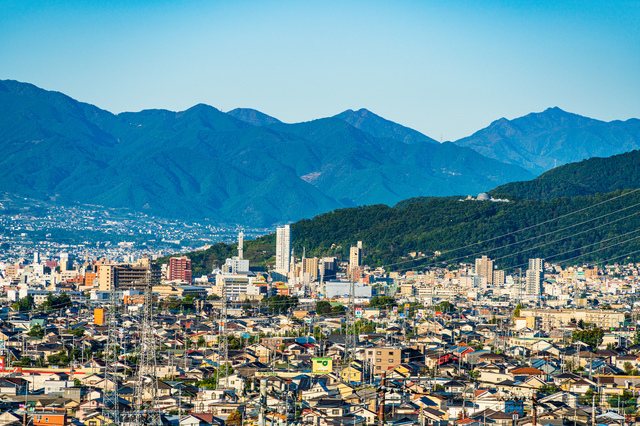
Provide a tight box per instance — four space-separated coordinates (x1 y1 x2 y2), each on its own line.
103 281 120 425
345 276 357 365
217 277 229 389
131 267 161 426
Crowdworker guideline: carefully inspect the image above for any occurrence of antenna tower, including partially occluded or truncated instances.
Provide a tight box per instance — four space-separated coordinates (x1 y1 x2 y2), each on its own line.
131 267 160 425
103 280 120 424
217 277 229 389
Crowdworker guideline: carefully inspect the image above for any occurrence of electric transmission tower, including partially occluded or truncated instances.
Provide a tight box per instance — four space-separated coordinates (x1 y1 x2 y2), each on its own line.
217 277 229 389
103 280 120 425
345 274 357 366
131 266 161 425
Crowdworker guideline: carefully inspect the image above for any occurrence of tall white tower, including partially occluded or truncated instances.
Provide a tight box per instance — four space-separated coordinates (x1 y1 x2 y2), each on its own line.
276 225 291 273
238 231 244 260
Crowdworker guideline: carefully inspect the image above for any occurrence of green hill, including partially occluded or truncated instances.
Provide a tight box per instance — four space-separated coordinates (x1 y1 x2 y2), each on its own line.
168 188 640 275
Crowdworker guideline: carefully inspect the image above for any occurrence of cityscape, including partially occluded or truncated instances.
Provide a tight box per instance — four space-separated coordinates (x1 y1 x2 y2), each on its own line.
2 1 640 426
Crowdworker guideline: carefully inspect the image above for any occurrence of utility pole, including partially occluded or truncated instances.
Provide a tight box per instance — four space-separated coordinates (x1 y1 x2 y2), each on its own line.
103 277 120 425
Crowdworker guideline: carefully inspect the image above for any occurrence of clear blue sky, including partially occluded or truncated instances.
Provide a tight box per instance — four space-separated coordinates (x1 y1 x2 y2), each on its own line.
1 0 638 140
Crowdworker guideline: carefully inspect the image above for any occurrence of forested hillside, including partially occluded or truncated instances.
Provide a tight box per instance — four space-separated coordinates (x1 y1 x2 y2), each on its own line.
166 189 640 275
491 150 640 200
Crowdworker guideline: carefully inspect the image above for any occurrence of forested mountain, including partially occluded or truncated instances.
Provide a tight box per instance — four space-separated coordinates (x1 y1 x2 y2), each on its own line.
171 188 640 275
0 79 532 226
454 107 640 174
492 150 640 200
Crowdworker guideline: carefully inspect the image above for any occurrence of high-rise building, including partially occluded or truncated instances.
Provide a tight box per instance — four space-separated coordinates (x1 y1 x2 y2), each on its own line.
525 258 544 296
276 225 291 273
350 242 362 269
493 270 505 287
168 257 192 282
302 257 319 281
33 252 40 264
475 255 494 285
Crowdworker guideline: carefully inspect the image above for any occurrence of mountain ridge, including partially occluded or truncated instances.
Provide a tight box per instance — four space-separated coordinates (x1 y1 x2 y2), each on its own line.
454 107 640 174
0 79 533 226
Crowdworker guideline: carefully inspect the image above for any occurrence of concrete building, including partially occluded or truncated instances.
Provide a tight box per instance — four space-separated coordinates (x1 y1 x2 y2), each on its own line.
525 258 544 297
325 280 373 298
275 225 291 273
302 257 319 281
520 308 625 330
168 257 192 282
365 347 402 375
475 255 494 285
98 258 161 291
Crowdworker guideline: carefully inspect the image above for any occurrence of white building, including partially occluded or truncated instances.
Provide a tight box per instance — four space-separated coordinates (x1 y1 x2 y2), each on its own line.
276 225 291 273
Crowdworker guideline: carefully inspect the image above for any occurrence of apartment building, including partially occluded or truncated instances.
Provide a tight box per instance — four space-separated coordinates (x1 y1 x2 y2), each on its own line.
364 347 402 375
520 308 625 330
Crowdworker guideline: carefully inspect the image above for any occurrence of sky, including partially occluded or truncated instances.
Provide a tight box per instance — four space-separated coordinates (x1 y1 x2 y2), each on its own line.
1 0 639 141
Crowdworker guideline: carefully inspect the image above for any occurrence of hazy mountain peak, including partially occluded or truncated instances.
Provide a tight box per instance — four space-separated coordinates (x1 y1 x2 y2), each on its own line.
333 108 438 145
455 107 640 174
227 108 282 126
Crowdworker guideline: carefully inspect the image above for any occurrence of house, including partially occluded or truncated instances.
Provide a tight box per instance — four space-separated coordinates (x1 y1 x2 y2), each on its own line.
180 413 225 426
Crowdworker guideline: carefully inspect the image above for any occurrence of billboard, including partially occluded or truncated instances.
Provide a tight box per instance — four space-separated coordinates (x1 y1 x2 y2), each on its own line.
94 308 105 326
312 357 333 374
355 308 363 318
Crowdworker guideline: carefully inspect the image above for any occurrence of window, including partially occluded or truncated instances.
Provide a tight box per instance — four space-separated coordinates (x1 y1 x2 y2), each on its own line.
389 351 394 355
376 359 381 363
332 409 339 415
376 366 381 370
388 359 394 363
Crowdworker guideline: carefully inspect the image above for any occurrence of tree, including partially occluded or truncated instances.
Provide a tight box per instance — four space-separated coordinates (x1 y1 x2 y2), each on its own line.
226 410 242 426
513 303 523 317
434 301 455 313
28 324 45 338
369 296 396 309
12 295 34 312
40 293 71 311
316 300 332 316
624 362 633 374
261 295 298 314
571 327 604 349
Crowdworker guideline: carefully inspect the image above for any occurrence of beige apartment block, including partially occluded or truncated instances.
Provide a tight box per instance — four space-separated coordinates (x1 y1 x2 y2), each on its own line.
520 308 625 330
364 347 402 375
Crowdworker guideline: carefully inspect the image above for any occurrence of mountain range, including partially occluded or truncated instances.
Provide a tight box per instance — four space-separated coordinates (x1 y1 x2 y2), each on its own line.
455 107 640 174
1 79 639 227
0 80 531 226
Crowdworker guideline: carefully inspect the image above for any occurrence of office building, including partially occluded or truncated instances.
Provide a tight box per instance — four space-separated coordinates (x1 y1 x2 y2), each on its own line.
98 258 161 291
